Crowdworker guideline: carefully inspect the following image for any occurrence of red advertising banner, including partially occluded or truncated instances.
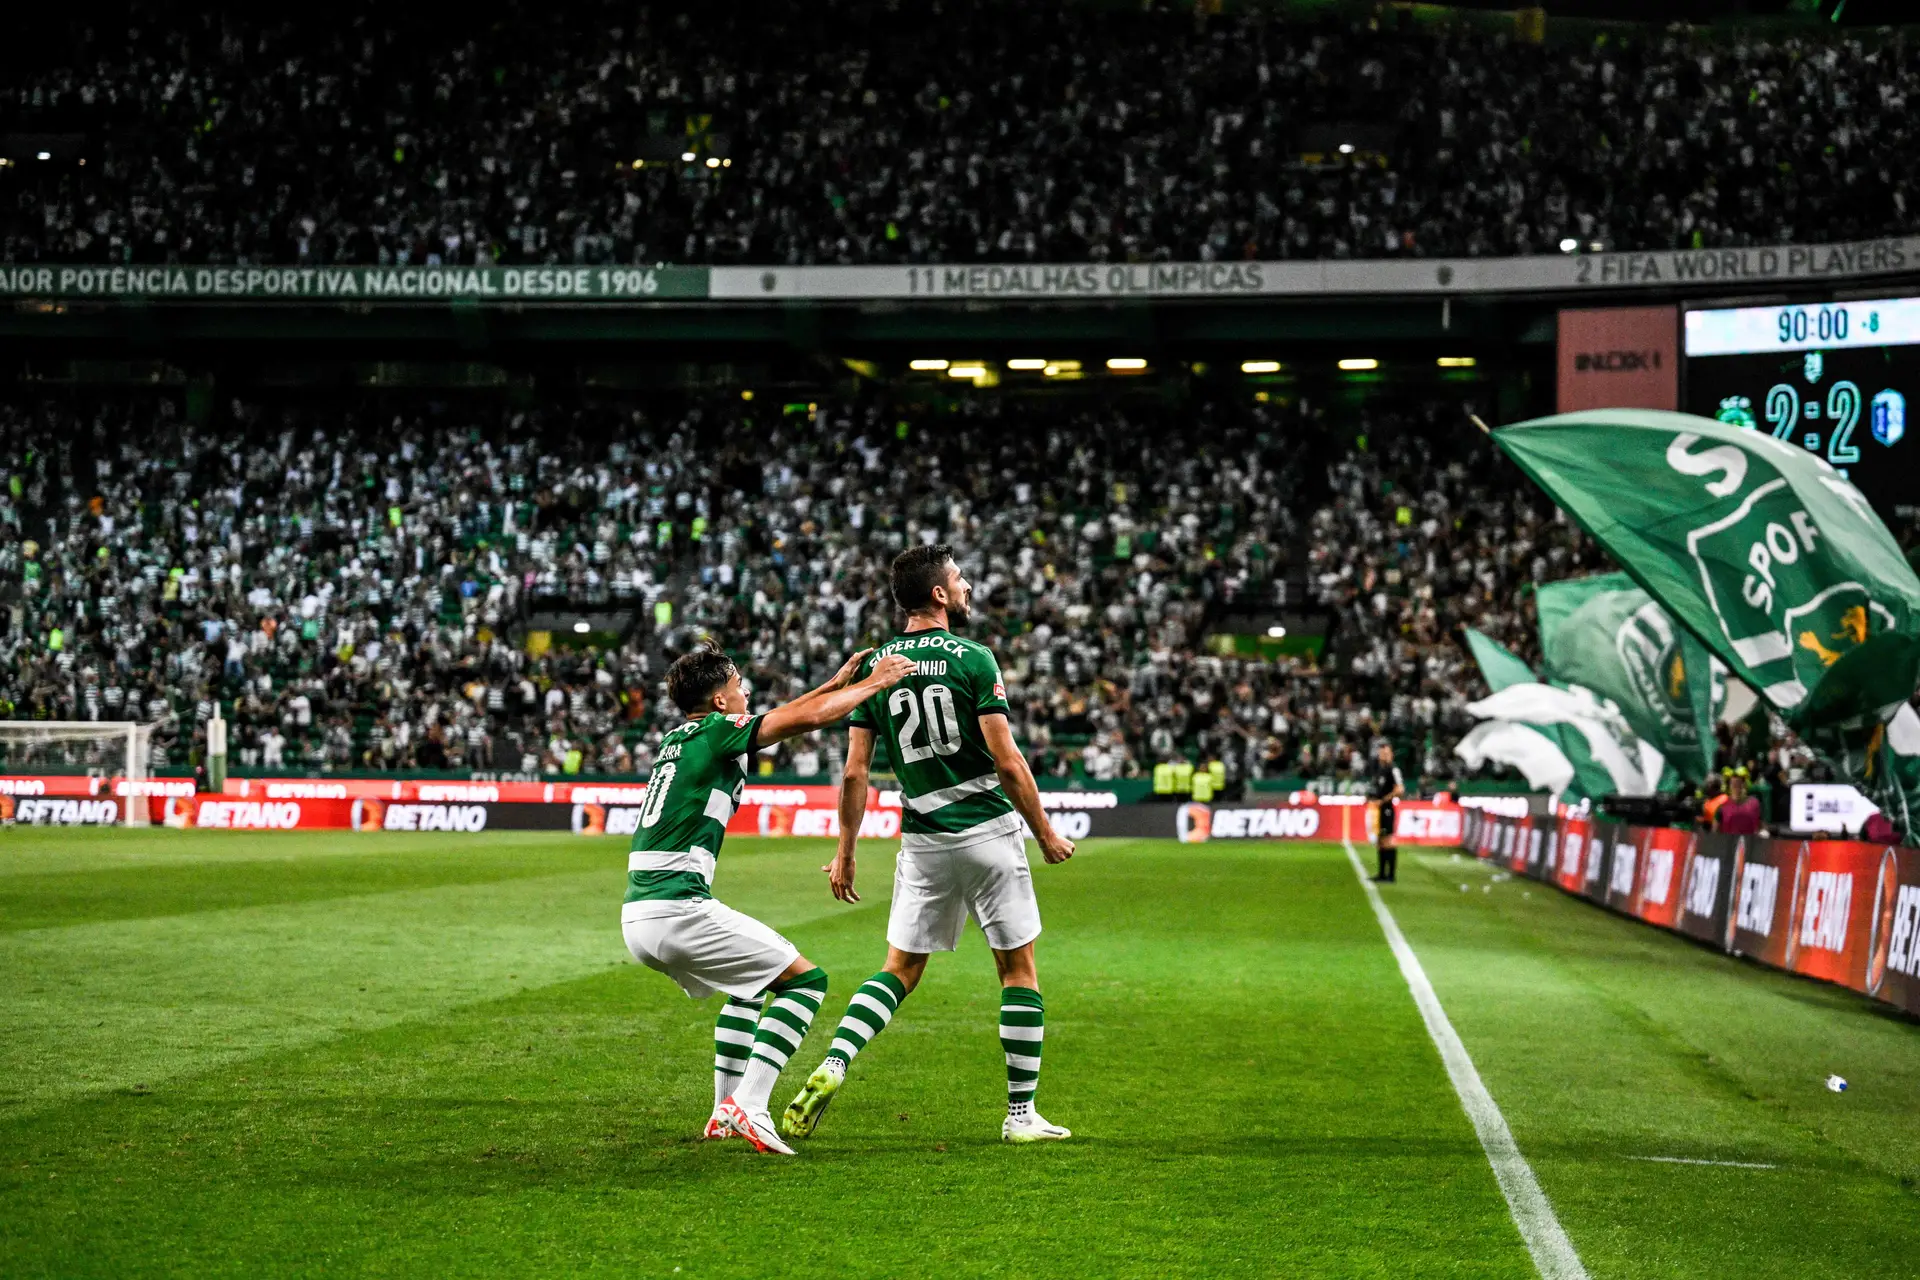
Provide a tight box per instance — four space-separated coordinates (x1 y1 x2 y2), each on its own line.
0 773 116 798
1465 812 1920 1021
1553 816 1590 894
1786 840 1885 990
1631 826 1692 930
1393 800 1466 847
1867 845 1920 1012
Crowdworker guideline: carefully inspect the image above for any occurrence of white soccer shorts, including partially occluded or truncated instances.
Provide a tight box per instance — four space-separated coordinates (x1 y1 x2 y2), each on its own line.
887 830 1042 954
620 898 799 1000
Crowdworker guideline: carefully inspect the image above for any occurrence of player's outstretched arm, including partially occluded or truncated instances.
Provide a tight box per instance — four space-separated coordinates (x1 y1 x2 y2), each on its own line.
981 712 1074 864
759 654 913 747
782 647 877 709
825 726 876 903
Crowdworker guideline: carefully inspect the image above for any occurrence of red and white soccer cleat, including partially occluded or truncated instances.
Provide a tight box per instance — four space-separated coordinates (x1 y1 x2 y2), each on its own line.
716 1097 796 1156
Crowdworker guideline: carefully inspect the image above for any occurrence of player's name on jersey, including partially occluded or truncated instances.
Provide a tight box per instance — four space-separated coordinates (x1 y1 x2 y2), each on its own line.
874 633 975 658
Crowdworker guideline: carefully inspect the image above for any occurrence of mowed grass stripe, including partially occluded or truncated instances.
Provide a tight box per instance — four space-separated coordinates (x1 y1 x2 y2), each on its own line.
0 836 1535 1278
0 834 861 1111
0 829 816 933
1388 846 1920 1280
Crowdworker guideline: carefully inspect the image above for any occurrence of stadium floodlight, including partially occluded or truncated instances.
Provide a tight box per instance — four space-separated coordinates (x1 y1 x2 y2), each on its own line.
680 151 696 162
573 621 591 634
1106 358 1148 371
948 365 988 379
1006 359 1048 370
1337 143 1355 155
722 158 732 167
1559 237 1578 252
705 157 720 168
1267 625 1287 638
631 159 644 169
1338 358 1379 371
1588 240 1604 252
0 721 157 827
1437 356 1477 368
36 151 50 160
1241 360 1281 374
909 359 950 371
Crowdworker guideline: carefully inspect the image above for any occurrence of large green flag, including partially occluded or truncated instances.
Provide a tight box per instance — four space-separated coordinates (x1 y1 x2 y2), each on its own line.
1458 628 1663 803
1535 572 1722 782
1493 409 1920 830
1464 628 1536 694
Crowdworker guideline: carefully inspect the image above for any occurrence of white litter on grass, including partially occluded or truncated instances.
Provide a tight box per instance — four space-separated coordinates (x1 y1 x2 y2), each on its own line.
1461 884 1473 893
1628 1155 1777 1170
1826 1074 1848 1093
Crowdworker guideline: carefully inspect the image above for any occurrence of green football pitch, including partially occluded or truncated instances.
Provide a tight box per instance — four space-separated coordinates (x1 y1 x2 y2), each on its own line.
4 830 1919 1278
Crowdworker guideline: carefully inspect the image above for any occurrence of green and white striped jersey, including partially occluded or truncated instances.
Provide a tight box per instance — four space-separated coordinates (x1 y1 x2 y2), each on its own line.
623 712 760 903
848 628 1021 851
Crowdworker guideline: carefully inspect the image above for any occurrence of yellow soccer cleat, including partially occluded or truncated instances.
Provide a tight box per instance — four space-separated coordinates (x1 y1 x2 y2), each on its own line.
780 1058 846 1139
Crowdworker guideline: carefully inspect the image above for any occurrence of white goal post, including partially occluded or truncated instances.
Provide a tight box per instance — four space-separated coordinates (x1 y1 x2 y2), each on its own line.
0 721 158 827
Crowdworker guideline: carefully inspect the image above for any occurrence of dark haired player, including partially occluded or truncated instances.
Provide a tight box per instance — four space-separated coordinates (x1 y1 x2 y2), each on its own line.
782 544 1077 1144
1370 741 1405 883
621 639 911 1155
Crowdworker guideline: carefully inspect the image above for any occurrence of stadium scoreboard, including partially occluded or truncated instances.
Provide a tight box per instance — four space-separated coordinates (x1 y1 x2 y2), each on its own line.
1684 297 1914 514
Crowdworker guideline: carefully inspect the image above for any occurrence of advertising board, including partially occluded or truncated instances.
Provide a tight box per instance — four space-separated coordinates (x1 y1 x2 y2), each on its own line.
1466 811 1920 1019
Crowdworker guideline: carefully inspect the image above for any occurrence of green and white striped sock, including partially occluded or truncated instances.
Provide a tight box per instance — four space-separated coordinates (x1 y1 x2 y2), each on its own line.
825 972 908 1069
1000 986 1045 1119
731 967 828 1114
713 996 762 1109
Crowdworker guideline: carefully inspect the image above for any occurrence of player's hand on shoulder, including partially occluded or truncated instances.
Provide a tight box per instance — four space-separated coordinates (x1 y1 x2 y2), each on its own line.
825 648 875 691
866 653 915 687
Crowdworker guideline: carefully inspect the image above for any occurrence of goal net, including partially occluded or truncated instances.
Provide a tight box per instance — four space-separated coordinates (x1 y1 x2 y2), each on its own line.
0 722 158 827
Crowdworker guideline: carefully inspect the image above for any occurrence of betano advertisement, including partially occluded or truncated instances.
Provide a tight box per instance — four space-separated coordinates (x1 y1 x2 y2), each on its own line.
5 772 1476 848
1463 809 1920 1019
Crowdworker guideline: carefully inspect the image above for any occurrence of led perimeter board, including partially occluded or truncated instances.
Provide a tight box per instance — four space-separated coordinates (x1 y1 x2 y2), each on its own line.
1684 297 1916 516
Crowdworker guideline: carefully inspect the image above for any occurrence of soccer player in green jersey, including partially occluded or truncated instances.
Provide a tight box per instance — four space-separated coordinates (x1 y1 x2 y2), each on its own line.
781 544 1077 1144
621 639 912 1155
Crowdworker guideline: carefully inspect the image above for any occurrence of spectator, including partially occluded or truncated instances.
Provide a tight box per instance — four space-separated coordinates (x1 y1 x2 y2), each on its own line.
3 5 1915 269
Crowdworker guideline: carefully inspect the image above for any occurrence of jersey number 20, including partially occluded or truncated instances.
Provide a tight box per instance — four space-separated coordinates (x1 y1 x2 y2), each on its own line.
889 684 962 763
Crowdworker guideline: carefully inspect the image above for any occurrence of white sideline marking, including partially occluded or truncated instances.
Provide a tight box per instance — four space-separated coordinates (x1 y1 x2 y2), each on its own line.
1628 1155 1777 1170
1342 840 1589 1280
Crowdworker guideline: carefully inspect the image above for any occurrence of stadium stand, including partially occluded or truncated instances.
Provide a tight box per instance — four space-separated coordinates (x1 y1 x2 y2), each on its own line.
3 3 1916 266
0 386 1617 790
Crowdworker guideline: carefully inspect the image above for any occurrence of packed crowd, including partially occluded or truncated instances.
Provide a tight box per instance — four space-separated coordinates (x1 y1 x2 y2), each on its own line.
0 384 1532 788
6 3 1916 268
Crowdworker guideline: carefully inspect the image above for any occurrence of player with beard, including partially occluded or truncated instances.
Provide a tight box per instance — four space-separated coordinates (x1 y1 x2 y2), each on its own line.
781 544 1077 1143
